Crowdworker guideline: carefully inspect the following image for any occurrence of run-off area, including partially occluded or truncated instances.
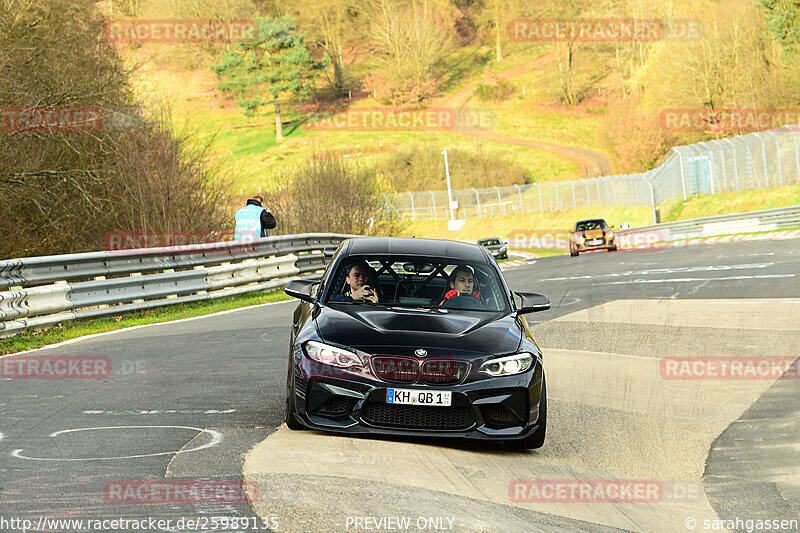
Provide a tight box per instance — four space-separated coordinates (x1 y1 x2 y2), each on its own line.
244 298 800 532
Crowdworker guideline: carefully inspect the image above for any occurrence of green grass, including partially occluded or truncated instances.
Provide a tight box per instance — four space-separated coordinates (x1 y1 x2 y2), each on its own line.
396 206 652 241
660 184 800 222
0 289 292 356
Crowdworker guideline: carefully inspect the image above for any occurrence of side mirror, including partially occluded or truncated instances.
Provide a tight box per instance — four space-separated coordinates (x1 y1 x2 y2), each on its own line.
514 292 551 314
285 279 318 303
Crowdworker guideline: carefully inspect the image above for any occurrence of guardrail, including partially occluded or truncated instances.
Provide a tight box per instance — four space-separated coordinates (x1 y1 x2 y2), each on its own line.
616 205 800 244
0 234 349 338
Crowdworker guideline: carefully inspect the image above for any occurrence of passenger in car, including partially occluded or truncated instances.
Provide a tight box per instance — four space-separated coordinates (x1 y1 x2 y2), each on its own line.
440 265 481 305
335 260 380 303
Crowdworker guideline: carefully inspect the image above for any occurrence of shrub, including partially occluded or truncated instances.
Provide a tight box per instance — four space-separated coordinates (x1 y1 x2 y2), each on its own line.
474 81 515 102
263 151 399 236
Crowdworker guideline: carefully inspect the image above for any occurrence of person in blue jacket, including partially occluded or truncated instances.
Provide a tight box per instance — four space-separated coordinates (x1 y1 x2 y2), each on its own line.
234 195 276 241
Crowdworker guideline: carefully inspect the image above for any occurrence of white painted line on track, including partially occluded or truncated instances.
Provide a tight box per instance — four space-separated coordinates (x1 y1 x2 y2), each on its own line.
10 425 222 461
593 274 794 285
541 263 776 281
0 299 295 358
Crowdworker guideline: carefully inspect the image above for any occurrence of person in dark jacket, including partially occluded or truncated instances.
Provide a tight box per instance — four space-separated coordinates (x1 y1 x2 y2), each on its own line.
234 195 276 241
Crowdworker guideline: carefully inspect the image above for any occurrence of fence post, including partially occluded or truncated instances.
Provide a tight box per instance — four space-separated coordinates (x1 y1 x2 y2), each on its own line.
676 148 688 200
768 132 784 187
571 182 577 208
611 177 618 205
715 141 727 192
535 183 542 211
724 139 740 191
585 181 591 204
472 188 481 216
595 179 602 206
429 190 436 218
758 134 769 187
514 184 523 212
407 192 416 220
795 131 800 184
555 184 560 210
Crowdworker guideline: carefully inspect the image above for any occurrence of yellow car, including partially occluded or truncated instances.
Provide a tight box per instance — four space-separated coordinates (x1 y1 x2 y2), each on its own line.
569 219 617 256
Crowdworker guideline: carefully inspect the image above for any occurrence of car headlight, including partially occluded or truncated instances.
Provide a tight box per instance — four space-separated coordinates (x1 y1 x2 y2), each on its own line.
304 341 363 369
575 235 584 244
606 231 615 239
479 353 534 376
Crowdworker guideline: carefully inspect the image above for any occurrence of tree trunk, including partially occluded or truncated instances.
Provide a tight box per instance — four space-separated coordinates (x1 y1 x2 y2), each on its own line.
274 100 283 142
494 1 503 62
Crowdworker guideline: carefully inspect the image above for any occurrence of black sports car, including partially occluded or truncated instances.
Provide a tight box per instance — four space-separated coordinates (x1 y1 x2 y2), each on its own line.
283 237 550 449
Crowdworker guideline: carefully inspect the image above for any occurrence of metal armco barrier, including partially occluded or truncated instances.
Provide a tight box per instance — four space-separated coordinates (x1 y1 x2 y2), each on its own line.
616 205 800 243
0 234 349 338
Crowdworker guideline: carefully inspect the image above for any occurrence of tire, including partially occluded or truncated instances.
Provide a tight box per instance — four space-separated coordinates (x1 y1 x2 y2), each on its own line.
284 361 305 430
505 376 547 450
608 245 617 252
570 249 579 257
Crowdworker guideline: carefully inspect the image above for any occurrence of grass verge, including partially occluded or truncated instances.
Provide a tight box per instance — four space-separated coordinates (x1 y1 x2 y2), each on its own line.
0 289 293 356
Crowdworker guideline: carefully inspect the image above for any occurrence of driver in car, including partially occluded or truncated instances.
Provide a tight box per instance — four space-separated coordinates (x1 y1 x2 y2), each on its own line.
440 265 481 306
336 260 380 303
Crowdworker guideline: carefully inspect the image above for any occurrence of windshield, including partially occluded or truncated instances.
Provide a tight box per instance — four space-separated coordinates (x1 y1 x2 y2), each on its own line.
575 220 609 231
479 238 502 246
324 255 509 312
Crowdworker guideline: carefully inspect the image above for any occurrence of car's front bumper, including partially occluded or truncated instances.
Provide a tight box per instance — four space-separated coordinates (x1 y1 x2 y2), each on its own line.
573 236 615 251
290 355 544 441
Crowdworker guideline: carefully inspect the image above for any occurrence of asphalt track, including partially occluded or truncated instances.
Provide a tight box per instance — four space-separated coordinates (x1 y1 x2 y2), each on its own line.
1 239 799 532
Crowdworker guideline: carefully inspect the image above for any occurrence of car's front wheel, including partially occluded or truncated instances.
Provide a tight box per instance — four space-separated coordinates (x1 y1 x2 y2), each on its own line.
505 376 546 450
570 248 579 257
285 361 305 430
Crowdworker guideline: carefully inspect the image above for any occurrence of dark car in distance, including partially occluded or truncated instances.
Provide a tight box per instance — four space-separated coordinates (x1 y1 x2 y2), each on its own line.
477 237 508 260
283 237 550 449
569 218 617 256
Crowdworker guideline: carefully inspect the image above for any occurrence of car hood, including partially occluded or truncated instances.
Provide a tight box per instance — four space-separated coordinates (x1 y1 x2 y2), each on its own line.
315 305 522 356
576 229 606 238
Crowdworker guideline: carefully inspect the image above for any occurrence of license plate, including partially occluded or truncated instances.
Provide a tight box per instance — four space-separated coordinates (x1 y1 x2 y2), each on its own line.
387 388 452 406
588 239 603 245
